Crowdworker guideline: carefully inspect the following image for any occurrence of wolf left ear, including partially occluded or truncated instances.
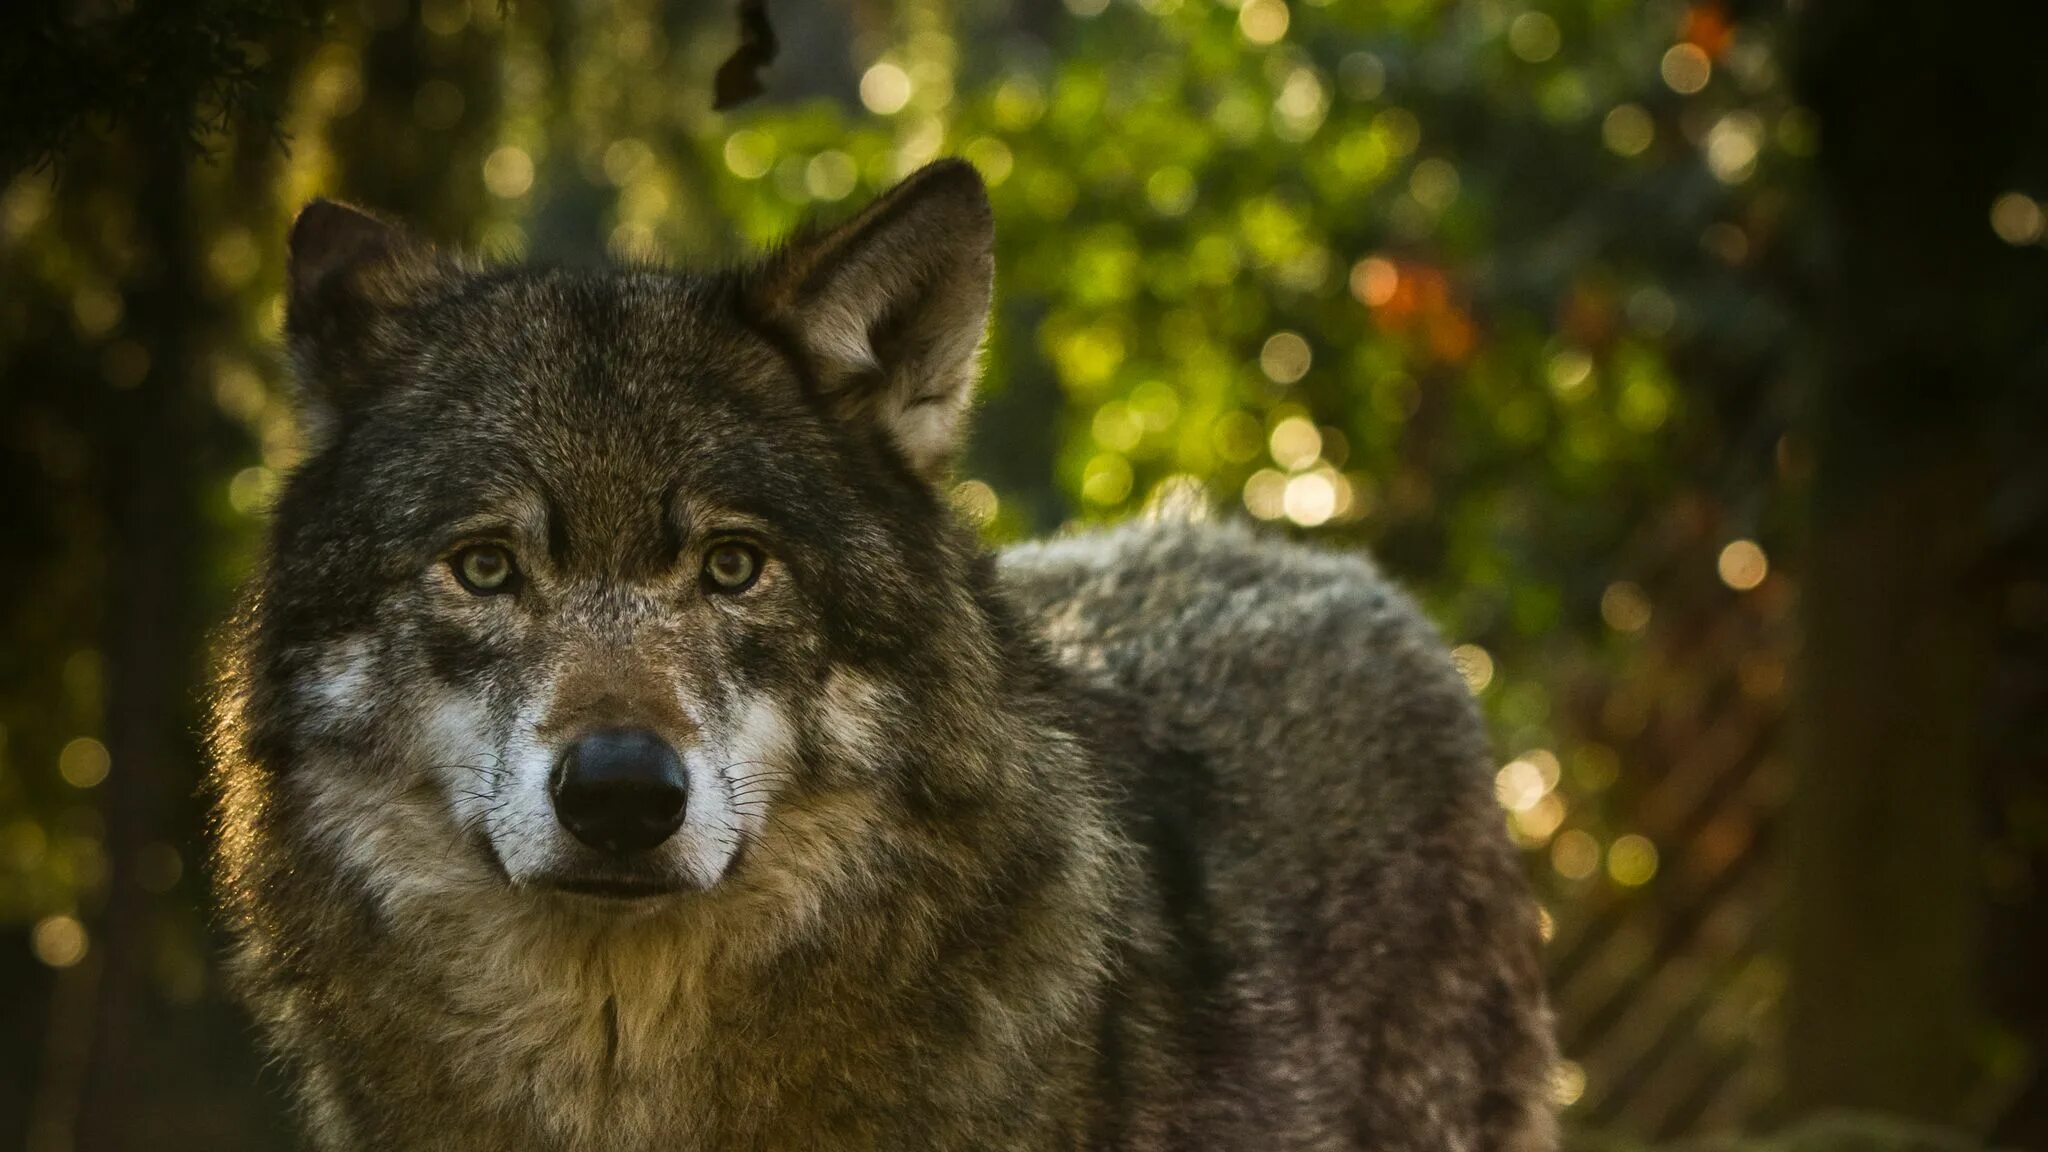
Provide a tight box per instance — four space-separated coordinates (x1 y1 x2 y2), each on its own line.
745 159 994 480
284 200 455 440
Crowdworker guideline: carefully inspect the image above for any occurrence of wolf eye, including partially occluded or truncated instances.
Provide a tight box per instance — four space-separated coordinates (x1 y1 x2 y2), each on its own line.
702 541 761 594
452 544 518 595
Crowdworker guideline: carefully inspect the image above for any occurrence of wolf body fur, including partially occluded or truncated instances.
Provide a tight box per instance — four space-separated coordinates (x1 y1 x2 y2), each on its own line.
211 161 1556 1151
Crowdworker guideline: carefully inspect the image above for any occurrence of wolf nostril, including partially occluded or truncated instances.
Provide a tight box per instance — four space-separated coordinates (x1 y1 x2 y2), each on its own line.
550 728 688 856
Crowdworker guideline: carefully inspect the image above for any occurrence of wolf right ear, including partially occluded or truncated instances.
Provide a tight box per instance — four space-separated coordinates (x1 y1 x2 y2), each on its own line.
744 160 994 481
284 200 454 438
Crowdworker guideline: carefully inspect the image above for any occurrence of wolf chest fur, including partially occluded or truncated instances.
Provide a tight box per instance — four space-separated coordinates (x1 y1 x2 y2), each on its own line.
210 159 1557 1150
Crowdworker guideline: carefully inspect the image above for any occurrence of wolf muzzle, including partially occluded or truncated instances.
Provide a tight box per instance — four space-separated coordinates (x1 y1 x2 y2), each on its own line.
548 728 689 856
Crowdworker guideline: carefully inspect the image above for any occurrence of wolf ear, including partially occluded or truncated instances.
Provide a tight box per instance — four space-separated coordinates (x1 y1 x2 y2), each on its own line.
745 160 994 480
284 200 452 435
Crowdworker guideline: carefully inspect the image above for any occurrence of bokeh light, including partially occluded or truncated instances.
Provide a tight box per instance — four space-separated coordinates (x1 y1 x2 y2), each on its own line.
57 736 109 788
1601 581 1653 633
1267 416 1321 470
1242 469 1287 520
1349 256 1399 307
1990 192 2045 245
1451 644 1496 694
723 130 774 179
1718 539 1769 591
1508 13 1562 63
1706 113 1763 183
1603 104 1655 156
1661 44 1712 94
950 480 1000 525
32 914 89 968
1553 830 1602 880
483 146 534 197
1238 0 1290 46
1497 756 1554 812
1259 332 1313 384
1552 1060 1588 1107
859 63 913 116
1281 470 1338 526
805 151 859 201
1607 834 1660 886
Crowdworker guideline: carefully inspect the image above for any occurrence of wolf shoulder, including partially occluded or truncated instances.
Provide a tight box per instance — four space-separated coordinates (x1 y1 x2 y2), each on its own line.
998 515 1555 1151
998 515 1494 812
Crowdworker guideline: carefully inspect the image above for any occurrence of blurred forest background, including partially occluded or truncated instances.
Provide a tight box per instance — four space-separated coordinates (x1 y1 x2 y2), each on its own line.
2 0 2046 1149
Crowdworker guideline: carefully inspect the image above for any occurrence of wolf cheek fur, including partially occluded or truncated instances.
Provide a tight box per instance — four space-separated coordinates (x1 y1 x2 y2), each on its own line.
209 159 1558 1150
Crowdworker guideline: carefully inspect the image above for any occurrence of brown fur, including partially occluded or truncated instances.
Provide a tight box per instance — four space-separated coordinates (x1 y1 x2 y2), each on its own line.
210 161 1557 1150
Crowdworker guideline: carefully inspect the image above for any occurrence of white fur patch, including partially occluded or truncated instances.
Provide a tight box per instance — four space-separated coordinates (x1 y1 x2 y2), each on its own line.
467 676 799 893
819 668 887 768
889 385 971 472
681 695 796 886
485 690 563 882
806 301 881 377
298 636 376 731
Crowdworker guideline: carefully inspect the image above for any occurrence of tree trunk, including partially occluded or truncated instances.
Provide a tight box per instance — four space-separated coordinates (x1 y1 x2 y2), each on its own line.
73 130 204 1152
1790 0 2048 1128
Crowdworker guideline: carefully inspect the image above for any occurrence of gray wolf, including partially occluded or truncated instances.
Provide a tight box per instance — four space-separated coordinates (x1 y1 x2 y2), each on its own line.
209 159 1557 1150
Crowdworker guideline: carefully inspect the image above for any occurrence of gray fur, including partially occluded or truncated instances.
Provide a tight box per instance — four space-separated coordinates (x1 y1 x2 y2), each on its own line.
209 160 1556 1151
1003 517 1557 1150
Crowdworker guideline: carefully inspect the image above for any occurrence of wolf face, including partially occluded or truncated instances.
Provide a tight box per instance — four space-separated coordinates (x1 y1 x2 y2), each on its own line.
247 161 997 914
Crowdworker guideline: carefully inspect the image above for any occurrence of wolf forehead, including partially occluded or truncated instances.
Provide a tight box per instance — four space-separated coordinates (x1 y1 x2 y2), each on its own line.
283 272 896 554
319 271 831 490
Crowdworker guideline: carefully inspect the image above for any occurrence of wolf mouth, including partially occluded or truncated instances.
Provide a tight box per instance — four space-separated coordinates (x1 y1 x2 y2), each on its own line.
540 875 689 900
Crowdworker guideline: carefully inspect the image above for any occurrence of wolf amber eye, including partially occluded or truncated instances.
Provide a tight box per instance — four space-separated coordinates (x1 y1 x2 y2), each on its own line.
702 542 761 593
453 545 518 595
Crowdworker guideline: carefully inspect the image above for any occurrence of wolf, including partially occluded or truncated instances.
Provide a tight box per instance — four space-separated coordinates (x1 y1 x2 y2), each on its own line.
209 159 1556 1151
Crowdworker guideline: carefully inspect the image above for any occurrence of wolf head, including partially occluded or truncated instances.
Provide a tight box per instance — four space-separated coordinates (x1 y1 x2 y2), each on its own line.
229 161 1005 911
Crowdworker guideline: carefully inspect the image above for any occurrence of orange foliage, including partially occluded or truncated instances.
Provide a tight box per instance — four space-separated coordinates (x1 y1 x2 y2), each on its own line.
1681 2 1735 59
1359 257 1479 366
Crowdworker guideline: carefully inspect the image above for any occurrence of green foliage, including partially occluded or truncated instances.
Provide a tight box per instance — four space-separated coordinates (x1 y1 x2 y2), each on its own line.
0 0 327 177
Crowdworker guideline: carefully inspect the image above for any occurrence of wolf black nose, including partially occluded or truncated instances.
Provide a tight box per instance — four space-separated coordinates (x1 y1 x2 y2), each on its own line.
550 728 688 855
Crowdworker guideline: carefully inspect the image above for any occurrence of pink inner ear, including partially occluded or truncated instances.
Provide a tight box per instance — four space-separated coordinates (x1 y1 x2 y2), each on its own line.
288 200 402 305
